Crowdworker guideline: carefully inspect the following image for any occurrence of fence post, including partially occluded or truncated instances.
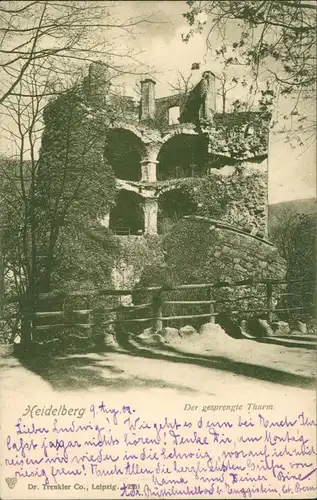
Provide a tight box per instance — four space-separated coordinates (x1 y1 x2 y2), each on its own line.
208 286 215 323
87 296 92 336
266 282 274 323
152 289 163 332
62 296 67 335
20 293 33 345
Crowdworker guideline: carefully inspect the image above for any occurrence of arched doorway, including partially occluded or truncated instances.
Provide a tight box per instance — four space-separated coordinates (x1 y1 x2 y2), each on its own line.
157 134 208 181
158 189 197 234
109 190 144 235
105 128 143 181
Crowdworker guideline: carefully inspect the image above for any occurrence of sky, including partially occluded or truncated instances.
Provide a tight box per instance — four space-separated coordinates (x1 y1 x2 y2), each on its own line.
112 0 228 95
1 0 316 205
113 1 316 205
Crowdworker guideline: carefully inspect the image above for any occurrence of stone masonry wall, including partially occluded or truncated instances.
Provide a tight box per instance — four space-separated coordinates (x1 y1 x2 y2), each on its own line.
154 95 185 130
214 161 268 233
164 216 286 285
161 159 268 234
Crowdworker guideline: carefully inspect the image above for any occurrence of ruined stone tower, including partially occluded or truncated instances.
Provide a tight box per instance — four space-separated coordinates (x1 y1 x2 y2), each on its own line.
39 62 283 291
99 66 270 238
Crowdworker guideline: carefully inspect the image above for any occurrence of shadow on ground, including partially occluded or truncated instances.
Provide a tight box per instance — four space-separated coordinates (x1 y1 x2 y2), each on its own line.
11 348 196 393
8 331 315 392
116 332 315 389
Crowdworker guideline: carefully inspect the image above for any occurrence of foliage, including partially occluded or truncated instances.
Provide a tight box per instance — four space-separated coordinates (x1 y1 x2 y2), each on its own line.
1 70 120 344
31 225 121 347
0 1 156 346
164 220 211 284
270 211 316 321
38 89 116 221
132 219 278 330
134 261 175 293
116 239 168 333
271 212 315 274
211 43 250 113
207 111 270 158
1 157 27 296
32 86 117 293
155 165 267 230
112 234 165 290
49 226 119 292
183 0 316 139
183 1 316 93
184 177 231 219
132 222 214 331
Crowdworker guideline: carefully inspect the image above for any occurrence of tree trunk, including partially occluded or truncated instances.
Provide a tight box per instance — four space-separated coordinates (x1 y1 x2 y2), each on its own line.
222 93 226 113
20 294 33 345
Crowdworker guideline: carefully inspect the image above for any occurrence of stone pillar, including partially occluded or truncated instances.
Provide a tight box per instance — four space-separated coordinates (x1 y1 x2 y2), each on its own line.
100 212 110 228
140 143 160 182
200 70 216 121
140 78 156 121
144 197 158 235
140 159 159 182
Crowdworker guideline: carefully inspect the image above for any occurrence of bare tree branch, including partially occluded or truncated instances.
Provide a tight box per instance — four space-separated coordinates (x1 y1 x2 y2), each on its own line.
0 1 155 104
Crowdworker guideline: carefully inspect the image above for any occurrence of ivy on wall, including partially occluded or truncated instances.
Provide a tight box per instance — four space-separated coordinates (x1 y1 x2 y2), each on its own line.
34 73 119 294
112 234 165 290
201 112 271 159
155 165 267 231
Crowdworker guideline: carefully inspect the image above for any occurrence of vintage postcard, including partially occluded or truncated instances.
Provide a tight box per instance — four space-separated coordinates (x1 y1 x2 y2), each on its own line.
0 1 316 499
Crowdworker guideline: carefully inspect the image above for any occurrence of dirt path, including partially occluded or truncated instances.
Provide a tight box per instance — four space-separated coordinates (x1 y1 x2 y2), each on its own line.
0 336 315 403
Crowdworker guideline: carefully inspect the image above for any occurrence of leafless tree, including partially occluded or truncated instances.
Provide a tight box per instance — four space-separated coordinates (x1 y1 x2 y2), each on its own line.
1 58 116 342
0 60 54 342
0 0 155 105
209 43 249 113
216 72 239 113
167 69 198 116
169 70 195 98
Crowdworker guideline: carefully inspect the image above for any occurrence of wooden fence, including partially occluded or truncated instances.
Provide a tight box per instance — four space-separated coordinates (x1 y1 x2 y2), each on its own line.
1 278 314 339
111 226 144 236
111 226 131 236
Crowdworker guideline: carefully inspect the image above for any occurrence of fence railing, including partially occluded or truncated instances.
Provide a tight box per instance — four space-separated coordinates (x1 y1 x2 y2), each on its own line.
111 226 131 236
1 278 315 339
110 226 145 236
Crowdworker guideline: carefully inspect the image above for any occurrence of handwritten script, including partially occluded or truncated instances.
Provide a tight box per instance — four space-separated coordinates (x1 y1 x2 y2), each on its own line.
3 403 317 498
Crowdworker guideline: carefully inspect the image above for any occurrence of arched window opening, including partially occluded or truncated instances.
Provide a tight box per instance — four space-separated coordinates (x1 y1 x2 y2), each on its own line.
157 134 208 181
109 190 144 235
157 189 197 235
168 106 180 125
105 128 143 181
